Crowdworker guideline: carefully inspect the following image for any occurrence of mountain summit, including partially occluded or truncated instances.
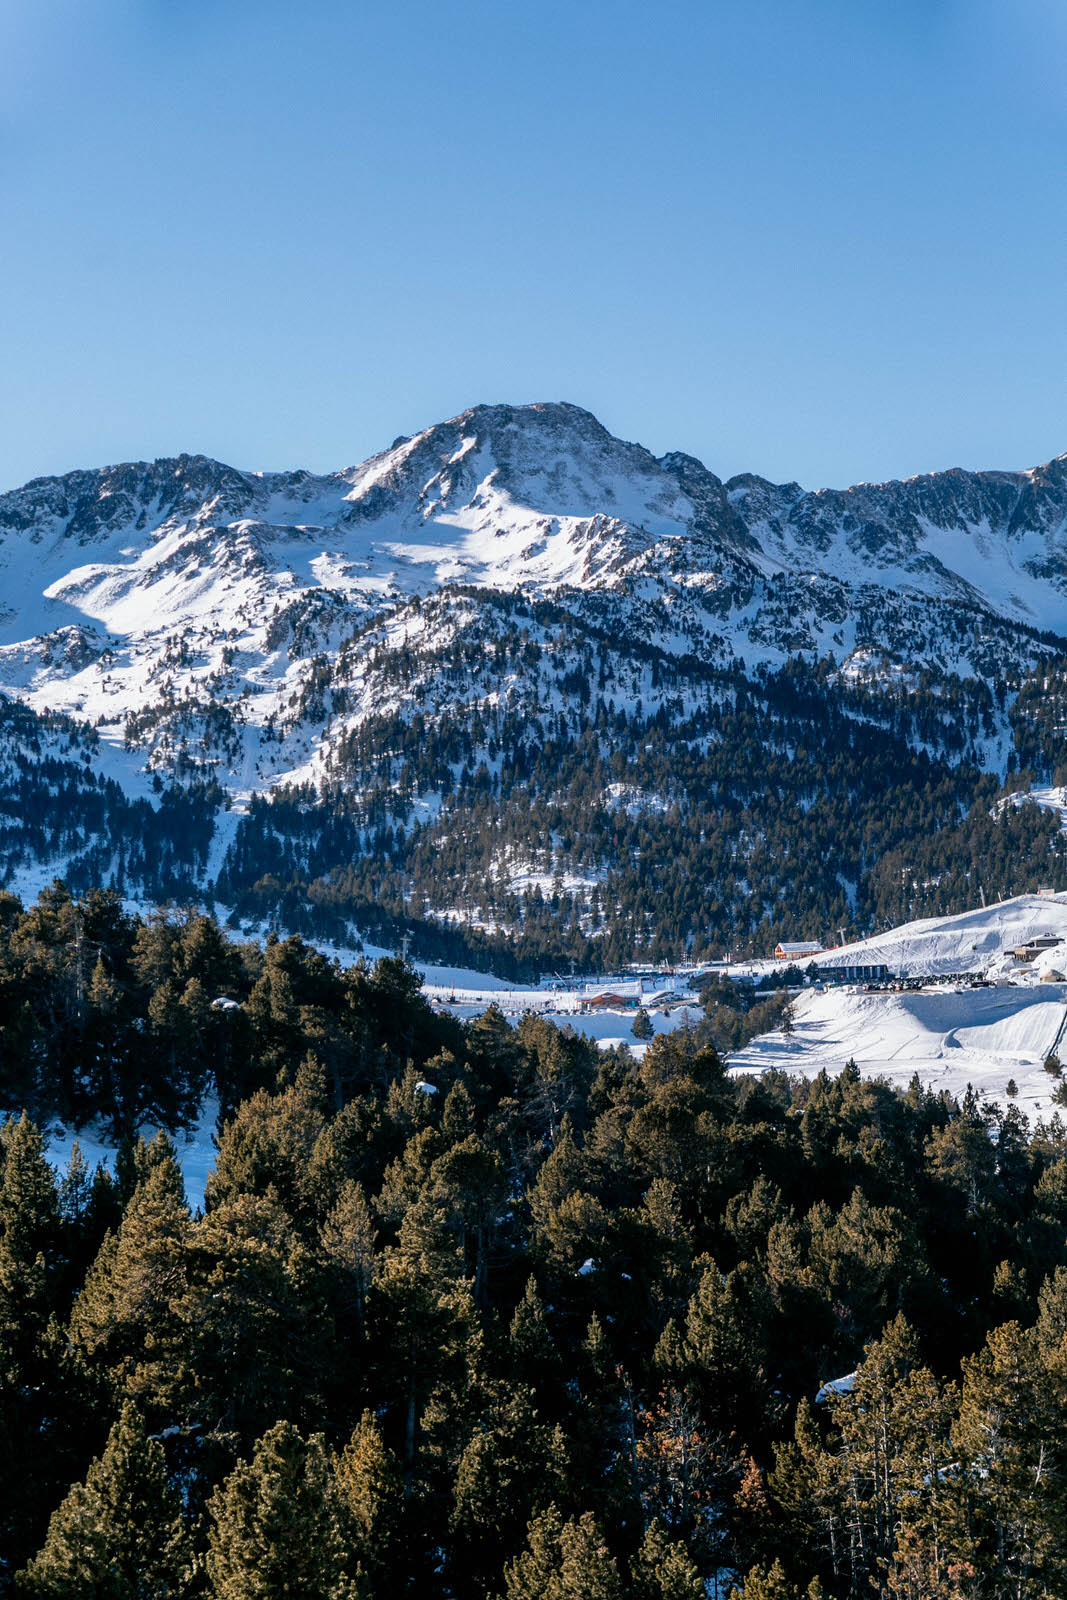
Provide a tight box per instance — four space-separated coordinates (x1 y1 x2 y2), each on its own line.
1 402 1067 969
0 400 1064 794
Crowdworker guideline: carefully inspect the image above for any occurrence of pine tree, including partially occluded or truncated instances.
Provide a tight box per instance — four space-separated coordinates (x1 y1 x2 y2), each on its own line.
0 1113 61 1368
207 1420 358 1600
334 1411 404 1589
0 1118 82 1573
204 1082 326 1222
951 1320 1063 1596
632 1519 704 1600
15 1401 189 1599
70 1155 191 1408
823 1314 954 1598
509 1275 564 1413
321 1179 377 1330
557 1512 624 1600
528 1120 587 1231
504 1506 623 1600
632 1008 654 1041
683 1257 767 1439
505 1504 564 1600
367 1258 478 1499
449 1382 568 1598
729 1560 824 1599
182 1192 335 1444
428 1133 509 1303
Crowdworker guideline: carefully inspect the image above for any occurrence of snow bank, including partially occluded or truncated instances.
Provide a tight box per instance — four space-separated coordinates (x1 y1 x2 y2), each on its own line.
814 893 1067 980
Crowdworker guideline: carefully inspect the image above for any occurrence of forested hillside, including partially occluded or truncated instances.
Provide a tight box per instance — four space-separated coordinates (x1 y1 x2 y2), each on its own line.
6 644 1067 979
216 640 1067 971
3 898 1067 1597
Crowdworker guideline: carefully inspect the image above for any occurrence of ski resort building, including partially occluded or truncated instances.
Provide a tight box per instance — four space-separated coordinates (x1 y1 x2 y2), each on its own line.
817 962 891 985
774 941 824 961
1011 936 1062 962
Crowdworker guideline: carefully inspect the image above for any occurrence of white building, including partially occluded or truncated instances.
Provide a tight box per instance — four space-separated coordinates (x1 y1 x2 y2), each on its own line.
774 941 824 961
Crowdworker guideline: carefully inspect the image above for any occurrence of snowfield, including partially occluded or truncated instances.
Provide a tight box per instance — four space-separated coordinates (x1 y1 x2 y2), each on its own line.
424 895 1067 1119
731 984 1067 1118
3 404 1067 818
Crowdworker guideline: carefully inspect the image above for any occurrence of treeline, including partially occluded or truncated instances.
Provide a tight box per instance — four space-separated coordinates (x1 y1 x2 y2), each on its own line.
7 604 1067 977
8 617 1067 976
0 883 453 1134
4 904 1067 1594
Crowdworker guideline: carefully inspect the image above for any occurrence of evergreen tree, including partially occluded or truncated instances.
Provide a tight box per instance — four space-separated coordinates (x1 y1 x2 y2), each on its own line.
182 1193 335 1444
0 1113 61 1368
557 1511 624 1600
15 1401 189 1599
632 1008 654 1042
70 1154 191 1408
631 1519 705 1600
449 1382 568 1597
509 1275 565 1413
729 1560 824 1600
504 1504 565 1600
334 1411 404 1590
951 1321 1063 1597
207 1421 358 1600
321 1179 377 1331
505 1506 623 1600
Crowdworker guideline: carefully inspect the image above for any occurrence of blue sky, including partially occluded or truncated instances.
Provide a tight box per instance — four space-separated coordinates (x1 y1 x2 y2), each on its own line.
1 0 1066 491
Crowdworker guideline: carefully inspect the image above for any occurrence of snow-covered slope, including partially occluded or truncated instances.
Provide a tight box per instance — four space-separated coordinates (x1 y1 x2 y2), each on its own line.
817 892 1067 979
731 983 1067 1120
731 453 1067 629
728 894 1067 1117
1 402 1066 958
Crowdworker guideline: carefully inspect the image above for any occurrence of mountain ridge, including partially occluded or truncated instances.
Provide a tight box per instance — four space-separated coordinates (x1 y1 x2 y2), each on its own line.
2 401 1067 970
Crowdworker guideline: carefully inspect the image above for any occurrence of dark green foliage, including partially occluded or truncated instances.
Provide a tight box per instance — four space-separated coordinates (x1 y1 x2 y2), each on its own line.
0 888 458 1132
206 1422 357 1600
211 635 1067 972
6 905 1067 1596
14 1403 189 1599
632 1008 654 1041
6 620 1067 977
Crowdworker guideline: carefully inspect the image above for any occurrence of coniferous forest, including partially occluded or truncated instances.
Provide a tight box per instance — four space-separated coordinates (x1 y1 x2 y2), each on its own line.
2 892 1067 1596
9 634 1067 980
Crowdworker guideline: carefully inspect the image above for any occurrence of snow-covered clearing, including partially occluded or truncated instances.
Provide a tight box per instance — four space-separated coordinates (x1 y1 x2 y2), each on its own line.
439 997 700 1055
45 1097 219 1212
999 785 1067 833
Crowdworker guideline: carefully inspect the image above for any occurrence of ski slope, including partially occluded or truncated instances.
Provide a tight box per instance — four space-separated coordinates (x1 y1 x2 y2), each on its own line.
732 983 1067 1117
810 892 1067 980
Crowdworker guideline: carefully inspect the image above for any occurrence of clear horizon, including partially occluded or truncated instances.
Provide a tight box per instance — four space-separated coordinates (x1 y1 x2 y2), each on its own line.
2 0 1066 495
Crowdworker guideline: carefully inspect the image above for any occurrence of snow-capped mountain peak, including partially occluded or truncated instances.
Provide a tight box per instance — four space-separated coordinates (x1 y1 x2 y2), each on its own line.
0 401 1065 809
